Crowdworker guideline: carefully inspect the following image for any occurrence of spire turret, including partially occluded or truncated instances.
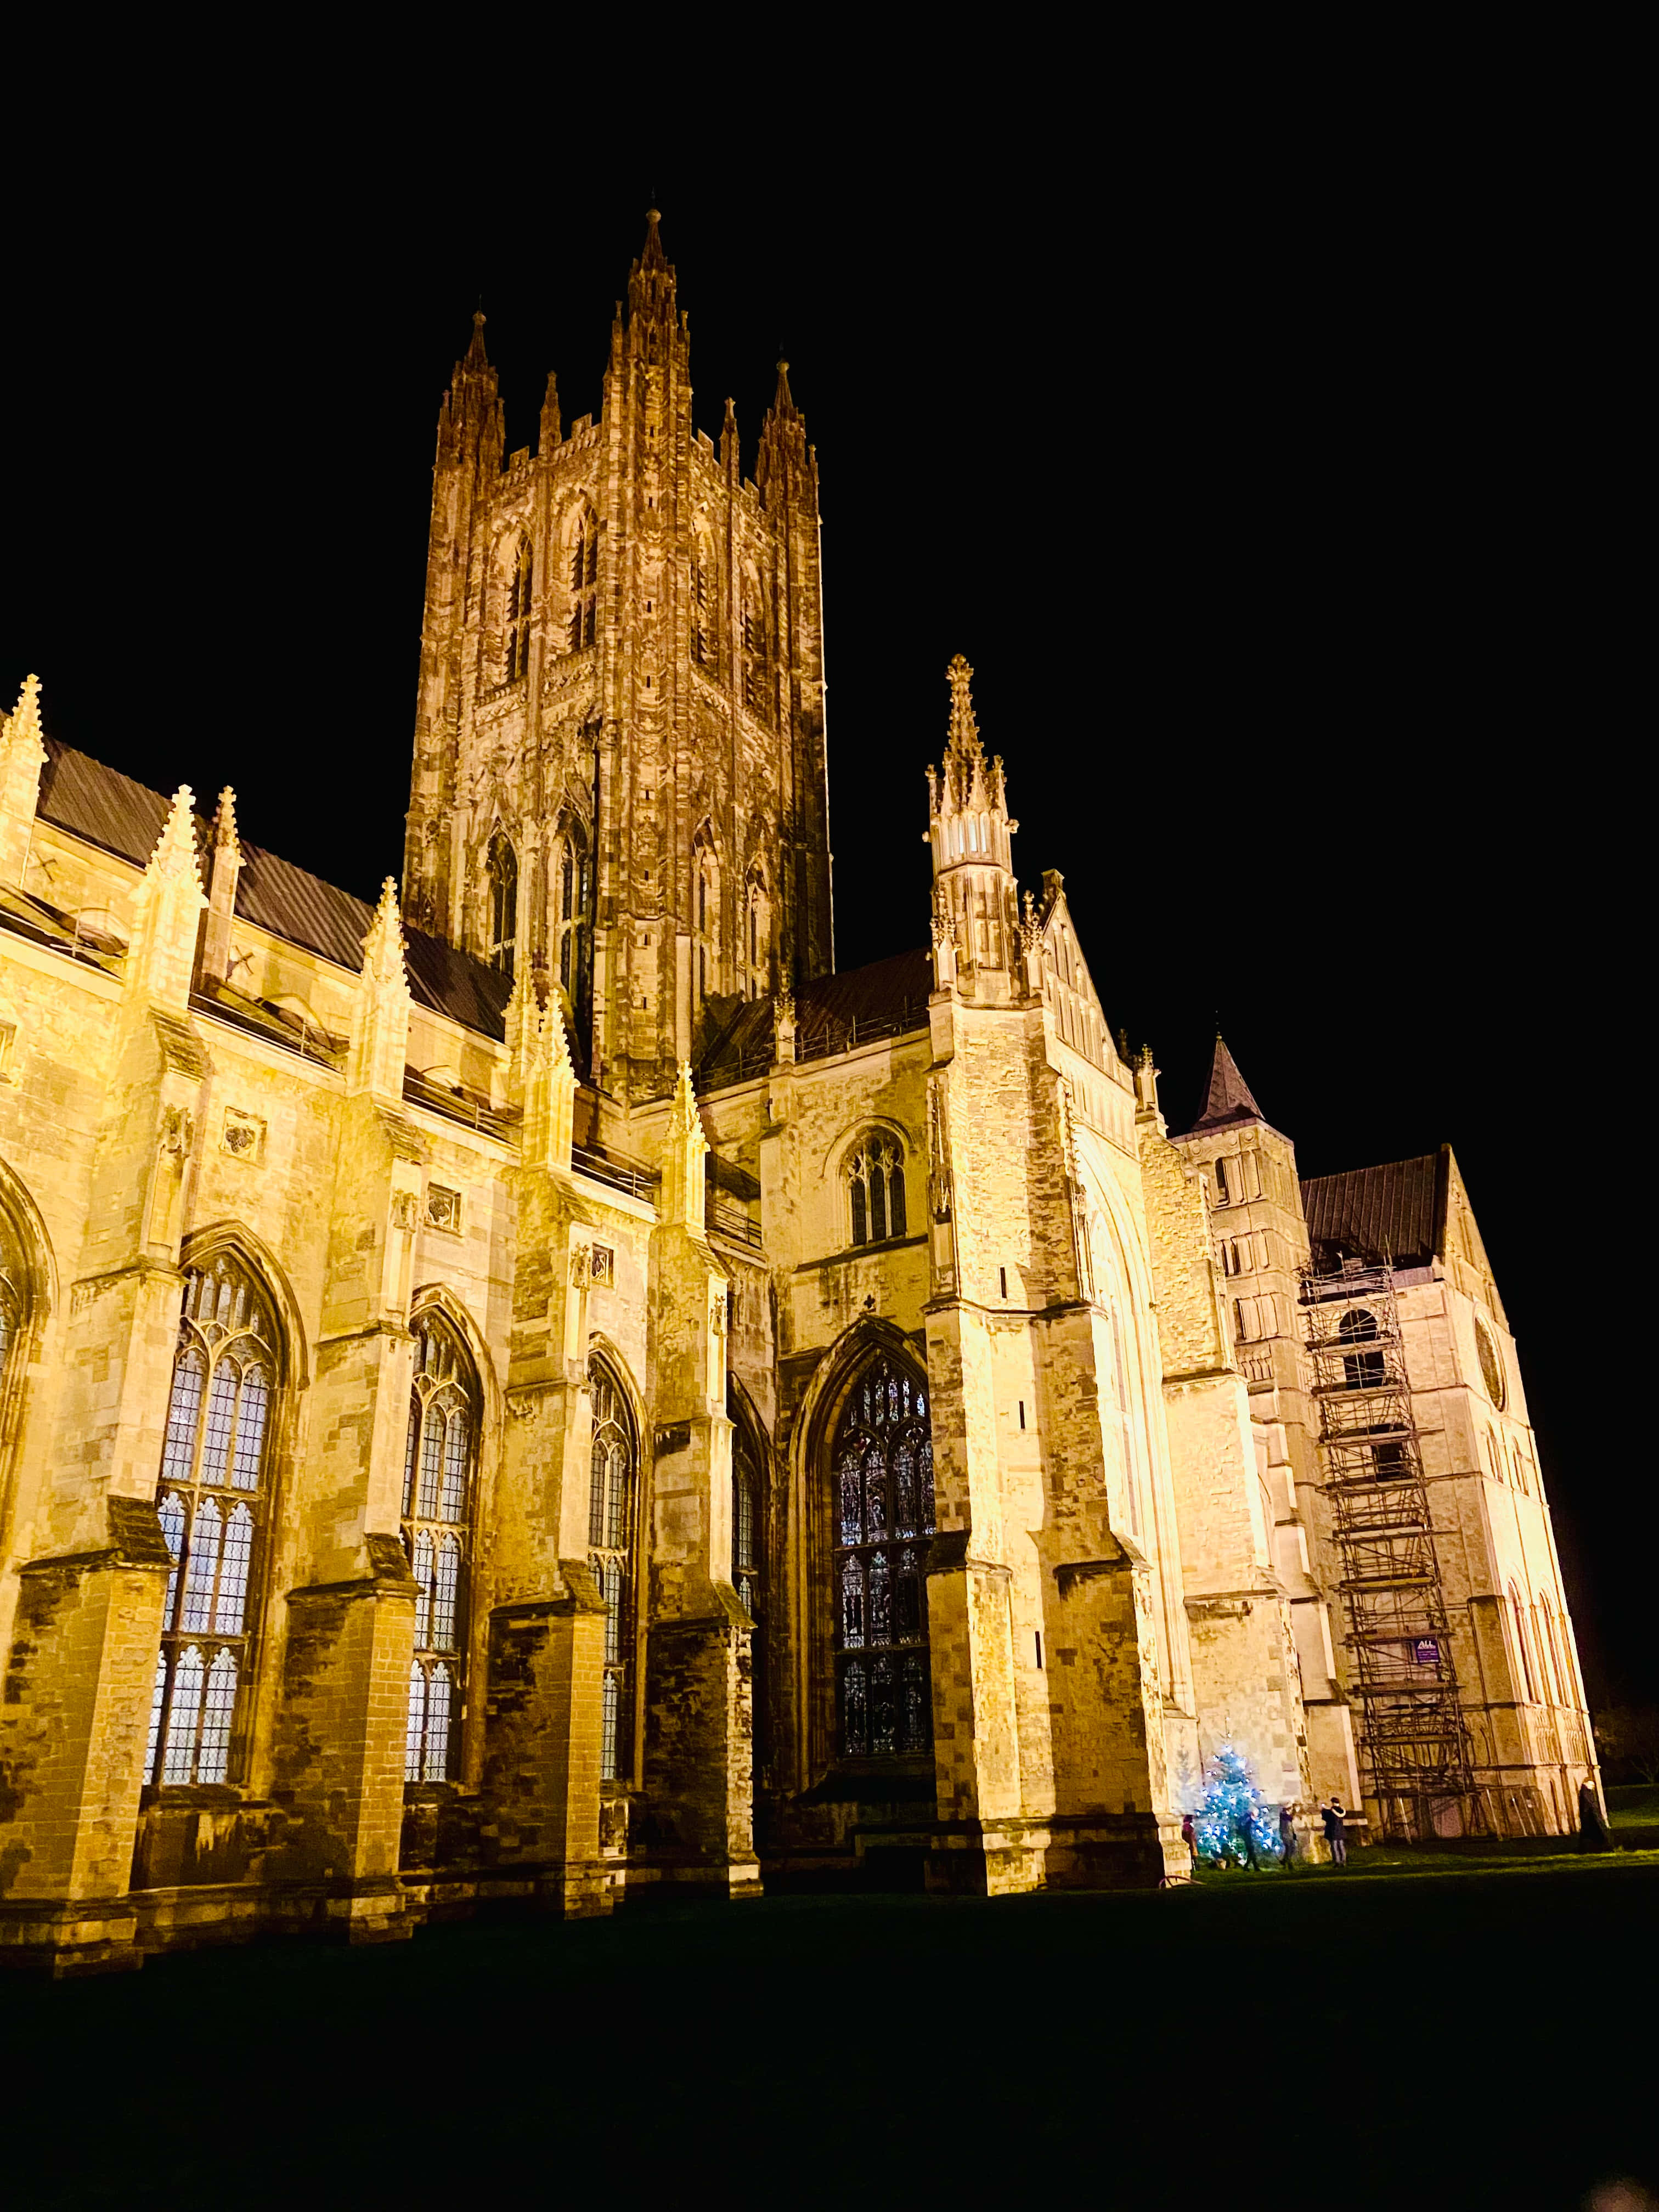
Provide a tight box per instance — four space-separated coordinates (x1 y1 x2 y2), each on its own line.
758 356 814 511
628 206 677 322
436 309 504 474
924 656 1022 999
1190 1034 1264 1132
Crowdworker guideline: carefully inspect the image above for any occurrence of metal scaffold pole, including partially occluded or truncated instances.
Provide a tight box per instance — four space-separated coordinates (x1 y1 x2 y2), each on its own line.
1300 1258 1487 1842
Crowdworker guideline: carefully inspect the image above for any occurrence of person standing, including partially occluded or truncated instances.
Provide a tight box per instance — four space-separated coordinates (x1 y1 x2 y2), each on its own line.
1181 1812 1198 1873
1279 1802 1298 1868
1578 1776 1613 1853
1321 1796 1348 1867
1236 1807 1261 1871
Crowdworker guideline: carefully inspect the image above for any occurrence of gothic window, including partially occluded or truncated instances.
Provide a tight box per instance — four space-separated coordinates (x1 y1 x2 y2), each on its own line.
487 831 517 981
504 538 533 682
742 864 770 1000
145 1254 280 1787
402 1311 479 1785
831 1356 933 1760
1509 1581 1538 1701
741 577 769 716
692 539 716 665
589 1357 638 1783
1484 1427 1505 1483
568 503 600 650
1214 1157 1230 1205
552 821 591 1004
732 1403 765 1775
1337 1307 1386 1389
1538 1596 1566 1704
1474 1312 1506 1408
847 1133 907 1248
693 828 719 1006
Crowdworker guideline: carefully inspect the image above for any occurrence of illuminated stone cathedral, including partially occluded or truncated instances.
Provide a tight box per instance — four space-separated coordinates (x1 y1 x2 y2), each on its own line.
0 215 1597 1971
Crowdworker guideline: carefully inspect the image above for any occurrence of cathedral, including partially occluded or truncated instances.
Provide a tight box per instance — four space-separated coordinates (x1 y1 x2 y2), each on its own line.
0 215 1598 1972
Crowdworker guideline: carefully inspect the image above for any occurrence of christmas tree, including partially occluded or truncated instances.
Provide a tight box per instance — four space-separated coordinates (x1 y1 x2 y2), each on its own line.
1192 1742 1280 1866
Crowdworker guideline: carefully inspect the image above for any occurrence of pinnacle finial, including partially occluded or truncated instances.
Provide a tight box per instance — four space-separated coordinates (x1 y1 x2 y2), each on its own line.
8 672 43 747
945 654 983 764
639 206 668 272
774 357 795 412
464 308 488 368
148 786 204 889
361 876 410 994
213 786 239 851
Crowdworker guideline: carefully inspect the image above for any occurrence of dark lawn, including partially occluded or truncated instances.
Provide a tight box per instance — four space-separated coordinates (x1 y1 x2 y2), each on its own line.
4 1856 1654 2210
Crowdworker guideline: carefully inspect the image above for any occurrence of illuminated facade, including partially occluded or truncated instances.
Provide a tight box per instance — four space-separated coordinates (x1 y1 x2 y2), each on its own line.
0 216 1595 1971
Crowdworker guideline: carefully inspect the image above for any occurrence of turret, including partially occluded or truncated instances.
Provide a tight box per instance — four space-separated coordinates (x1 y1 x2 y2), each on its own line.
924 656 1022 1002
200 786 242 986
0 672 47 889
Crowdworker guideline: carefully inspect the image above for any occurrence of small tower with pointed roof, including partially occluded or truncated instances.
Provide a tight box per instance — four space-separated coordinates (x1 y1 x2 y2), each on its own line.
924 656 1023 1006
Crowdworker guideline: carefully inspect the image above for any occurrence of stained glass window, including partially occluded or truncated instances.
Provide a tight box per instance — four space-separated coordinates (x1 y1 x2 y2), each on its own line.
831 1355 934 1759
147 1253 279 1786
589 1358 637 1783
731 1403 768 1780
402 1311 479 1784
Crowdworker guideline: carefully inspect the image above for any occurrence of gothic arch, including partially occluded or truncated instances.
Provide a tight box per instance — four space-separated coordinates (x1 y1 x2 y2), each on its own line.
787 1317 929 1787
0 1152 57 1564
584 1332 648 1784
180 1220 308 1391
403 1291 493 1784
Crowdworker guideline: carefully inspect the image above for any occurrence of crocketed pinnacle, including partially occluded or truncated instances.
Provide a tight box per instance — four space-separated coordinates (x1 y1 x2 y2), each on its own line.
945 654 985 771
360 877 410 995
148 785 205 888
7 672 45 761
213 786 239 854
773 357 795 414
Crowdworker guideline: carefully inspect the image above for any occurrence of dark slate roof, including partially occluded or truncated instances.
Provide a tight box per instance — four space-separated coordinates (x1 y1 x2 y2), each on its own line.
699 946 933 1085
1188 1035 1265 1132
1300 1149 1450 1269
36 737 512 1042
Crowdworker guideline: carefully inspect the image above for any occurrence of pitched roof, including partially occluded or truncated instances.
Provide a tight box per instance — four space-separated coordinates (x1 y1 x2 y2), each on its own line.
699 947 933 1087
1189 1035 1264 1132
36 737 513 1041
1299 1149 1451 1270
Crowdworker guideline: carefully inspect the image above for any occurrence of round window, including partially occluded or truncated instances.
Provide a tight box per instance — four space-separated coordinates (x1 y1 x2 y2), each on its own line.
1474 1314 1506 1408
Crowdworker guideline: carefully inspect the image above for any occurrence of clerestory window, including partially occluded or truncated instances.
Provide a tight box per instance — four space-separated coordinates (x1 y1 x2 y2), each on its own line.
847 1132 907 1248
487 831 517 981
504 538 533 682
146 1254 280 1787
568 504 600 650
402 1311 479 1784
588 1357 638 1782
831 1357 934 1760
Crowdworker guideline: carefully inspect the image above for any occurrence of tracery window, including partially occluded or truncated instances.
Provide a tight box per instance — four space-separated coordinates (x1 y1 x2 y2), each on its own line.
589 1358 638 1782
402 1311 478 1784
504 538 533 682
831 1357 933 1760
693 829 719 1006
487 831 517 981
742 865 770 1000
692 541 715 665
1337 1307 1386 1389
732 1408 765 1773
847 1132 907 1248
145 1255 279 1787
553 823 591 1003
568 503 600 650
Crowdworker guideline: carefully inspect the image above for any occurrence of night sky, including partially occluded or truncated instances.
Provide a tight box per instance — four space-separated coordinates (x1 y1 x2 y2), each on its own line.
4 122 1640 1700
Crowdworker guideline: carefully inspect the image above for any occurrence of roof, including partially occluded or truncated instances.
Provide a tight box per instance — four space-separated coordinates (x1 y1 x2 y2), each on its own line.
36 737 512 1042
699 947 933 1085
1299 1149 1450 1270
1188 1035 1264 1133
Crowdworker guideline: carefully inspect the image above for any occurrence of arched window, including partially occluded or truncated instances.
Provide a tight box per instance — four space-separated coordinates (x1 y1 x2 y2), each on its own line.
504 537 533 682
568 503 599 651
1538 1596 1566 1704
402 1311 479 1784
1338 1307 1386 1389
741 575 769 716
589 1357 638 1782
692 536 716 665
742 864 770 1000
552 820 591 1004
846 1132 907 1248
1484 1427 1505 1483
732 1397 765 1775
831 1356 933 1760
693 827 719 1006
1509 1581 1538 1701
145 1254 280 1787
487 831 517 981
1213 1157 1231 1206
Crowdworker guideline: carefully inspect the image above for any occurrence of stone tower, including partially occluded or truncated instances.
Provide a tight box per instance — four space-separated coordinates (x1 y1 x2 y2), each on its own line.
402 211 832 1099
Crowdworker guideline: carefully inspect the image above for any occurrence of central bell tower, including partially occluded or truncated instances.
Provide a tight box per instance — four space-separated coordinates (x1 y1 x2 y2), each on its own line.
403 212 833 1100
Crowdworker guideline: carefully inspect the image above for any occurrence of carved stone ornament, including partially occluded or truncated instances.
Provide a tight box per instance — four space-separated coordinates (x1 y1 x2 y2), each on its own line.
590 1242 615 1288
220 1105 265 1163
390 1189 419 1232
161 1105 195 1157
426 1183 464 1233
571 1240 593 1286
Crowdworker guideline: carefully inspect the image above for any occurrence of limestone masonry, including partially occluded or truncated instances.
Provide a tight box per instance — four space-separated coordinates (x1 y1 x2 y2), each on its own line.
0 215 1596 1971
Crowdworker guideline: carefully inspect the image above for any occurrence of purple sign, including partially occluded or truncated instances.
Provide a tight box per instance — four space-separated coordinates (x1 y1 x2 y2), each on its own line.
1411 1638 1441 1667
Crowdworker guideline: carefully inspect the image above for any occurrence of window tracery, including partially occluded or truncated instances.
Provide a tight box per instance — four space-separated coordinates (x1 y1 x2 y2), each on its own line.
552 821 591 1004
589 1358 637 1782
504 538 533 682
568 503 600 650
692 828 719 1006
742 864 770 1000
487 831 517 981
831 1357 933 1760
847 1132 907 1248
145 1254 279 1787
402 1310 478 1784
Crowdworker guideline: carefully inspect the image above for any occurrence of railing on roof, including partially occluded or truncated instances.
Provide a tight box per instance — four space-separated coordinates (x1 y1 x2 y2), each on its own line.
402 1069 519 1141
703 1000 930 1090
0 885 127 978
706 1195 764 1251
192 987 347 1069
701 1040 775 1091
571 1142 658 1202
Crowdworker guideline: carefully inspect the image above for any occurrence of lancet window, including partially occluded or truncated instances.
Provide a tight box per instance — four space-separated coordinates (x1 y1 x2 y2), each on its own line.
847 1132 907 1248
504 538 533 682
693 829 719 1005
487 831 517 981
742 864 770 1000
145 1254 280 1787
589 1358 638 1782
831 1356 934 1761
402 1311 478 1784
732 1407 765 1771
553 822 591 1003
1337 1307 1386 1389
692 540 715 665
568 503 600 650
1509 1581 1538 1701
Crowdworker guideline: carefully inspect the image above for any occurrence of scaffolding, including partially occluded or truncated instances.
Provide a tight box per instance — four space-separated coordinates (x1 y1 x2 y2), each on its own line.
1301 1259 1485 1841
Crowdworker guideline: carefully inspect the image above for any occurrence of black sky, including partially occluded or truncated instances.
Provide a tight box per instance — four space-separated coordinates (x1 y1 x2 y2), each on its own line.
2 97 1642 1699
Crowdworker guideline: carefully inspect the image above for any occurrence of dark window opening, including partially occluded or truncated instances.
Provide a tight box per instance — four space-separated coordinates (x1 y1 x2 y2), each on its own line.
832 1357 934 1760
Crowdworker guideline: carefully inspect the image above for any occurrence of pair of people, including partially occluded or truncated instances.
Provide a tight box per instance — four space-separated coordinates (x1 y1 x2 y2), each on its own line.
1320 1796 1348 1865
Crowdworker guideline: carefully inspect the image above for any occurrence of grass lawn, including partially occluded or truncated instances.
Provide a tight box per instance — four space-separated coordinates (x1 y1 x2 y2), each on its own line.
3 1853 1654 2210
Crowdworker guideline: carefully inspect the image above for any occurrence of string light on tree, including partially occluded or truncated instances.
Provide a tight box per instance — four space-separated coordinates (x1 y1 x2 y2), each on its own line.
1193 1742 1282 1865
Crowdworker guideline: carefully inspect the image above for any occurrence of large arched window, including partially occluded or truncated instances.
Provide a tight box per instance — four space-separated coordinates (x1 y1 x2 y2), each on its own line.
553 819 591 1004
742 862 770 1001
568 502 599 650
847 1132 907 1248
504 537 533 682
589 1357 638 1782
693 825 719 1006
402 1311 479 1784
145 1254 280 1787
1338 1307 1386 1389
732 1395 765 1778
831 1355 933 1760
692 535 716 665
487 831 517 981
